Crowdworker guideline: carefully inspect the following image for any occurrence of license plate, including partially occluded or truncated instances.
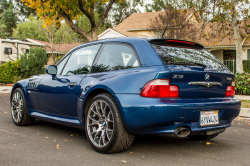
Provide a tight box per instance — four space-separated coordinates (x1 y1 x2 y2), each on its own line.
200 110 219 126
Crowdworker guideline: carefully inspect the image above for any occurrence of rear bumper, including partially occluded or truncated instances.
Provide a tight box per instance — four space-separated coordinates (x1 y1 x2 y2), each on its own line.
115 94 241 134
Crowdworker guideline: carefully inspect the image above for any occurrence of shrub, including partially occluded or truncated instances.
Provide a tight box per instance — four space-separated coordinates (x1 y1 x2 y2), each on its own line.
243 60 250 73
0 60 21 84
235 72 250 95
20 47 48 78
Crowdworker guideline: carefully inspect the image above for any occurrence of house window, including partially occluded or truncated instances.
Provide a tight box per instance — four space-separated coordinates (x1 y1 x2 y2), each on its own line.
4 48 12 54
248 49 250 60
25 49 29 53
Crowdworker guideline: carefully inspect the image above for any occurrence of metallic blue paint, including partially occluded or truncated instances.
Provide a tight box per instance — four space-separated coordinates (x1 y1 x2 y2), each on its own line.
11 37 241 135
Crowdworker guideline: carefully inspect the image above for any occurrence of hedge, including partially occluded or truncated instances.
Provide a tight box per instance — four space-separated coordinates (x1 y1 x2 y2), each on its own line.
235 72 250 95
0 47 47 84
243 60 250 73
0 60 21 84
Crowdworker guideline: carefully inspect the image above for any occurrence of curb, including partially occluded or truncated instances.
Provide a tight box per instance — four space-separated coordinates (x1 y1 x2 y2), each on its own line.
239 108 250 118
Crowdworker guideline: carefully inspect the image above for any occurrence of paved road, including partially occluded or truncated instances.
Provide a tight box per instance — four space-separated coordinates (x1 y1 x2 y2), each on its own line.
0 94 250 166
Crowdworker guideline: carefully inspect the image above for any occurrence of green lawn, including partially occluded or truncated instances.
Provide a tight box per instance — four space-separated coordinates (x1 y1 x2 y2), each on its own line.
241 100 250 108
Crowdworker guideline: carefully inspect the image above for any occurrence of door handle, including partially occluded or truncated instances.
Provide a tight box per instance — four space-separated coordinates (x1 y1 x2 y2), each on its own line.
68 82 77 87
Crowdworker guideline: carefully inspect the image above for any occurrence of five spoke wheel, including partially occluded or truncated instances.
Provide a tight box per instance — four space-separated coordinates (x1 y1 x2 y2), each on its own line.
87 100 114 148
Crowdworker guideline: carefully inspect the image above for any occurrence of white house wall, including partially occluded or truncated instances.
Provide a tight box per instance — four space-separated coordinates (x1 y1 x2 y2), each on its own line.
98 30 125 39
0 41 31 63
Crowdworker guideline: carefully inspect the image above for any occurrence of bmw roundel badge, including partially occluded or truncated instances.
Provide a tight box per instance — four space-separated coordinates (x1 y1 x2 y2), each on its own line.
205 73 210 81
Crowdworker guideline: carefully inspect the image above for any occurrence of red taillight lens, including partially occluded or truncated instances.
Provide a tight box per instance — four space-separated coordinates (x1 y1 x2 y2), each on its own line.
225 81 235 97
140 79 179 98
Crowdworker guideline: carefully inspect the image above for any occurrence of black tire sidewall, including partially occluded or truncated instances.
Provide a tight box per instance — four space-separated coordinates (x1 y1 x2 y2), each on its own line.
85 93 120 153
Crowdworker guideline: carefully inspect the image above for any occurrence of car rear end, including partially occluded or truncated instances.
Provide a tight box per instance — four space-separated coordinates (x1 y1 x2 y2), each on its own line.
120 38 241 137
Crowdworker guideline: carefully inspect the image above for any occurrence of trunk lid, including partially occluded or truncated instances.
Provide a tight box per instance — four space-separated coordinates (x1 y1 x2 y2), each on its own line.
167 65 234 98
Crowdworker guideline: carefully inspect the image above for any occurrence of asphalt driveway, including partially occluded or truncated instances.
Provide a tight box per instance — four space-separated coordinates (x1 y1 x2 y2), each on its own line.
0 94 250 166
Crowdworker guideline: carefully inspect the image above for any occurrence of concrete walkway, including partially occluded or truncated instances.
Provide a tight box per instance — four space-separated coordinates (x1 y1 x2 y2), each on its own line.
235 95 250 100
0 86 12 94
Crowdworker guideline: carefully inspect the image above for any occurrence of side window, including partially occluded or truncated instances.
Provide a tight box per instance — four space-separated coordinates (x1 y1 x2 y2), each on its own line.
56 55 69 75
91 44 140 73
62 44 101 75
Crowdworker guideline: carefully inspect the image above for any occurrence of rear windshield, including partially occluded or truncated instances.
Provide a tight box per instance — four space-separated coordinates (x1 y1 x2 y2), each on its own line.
151 44 227 70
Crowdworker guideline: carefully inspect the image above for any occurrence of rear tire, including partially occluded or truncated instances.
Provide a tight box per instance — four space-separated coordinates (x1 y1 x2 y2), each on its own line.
85 93 134 153
11 88 35 126
188 134 219 141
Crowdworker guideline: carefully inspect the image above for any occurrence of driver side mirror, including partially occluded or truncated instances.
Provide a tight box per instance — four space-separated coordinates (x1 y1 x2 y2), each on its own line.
46 65 57 76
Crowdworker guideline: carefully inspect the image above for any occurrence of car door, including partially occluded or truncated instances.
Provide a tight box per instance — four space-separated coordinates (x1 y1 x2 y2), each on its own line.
37 44 101 117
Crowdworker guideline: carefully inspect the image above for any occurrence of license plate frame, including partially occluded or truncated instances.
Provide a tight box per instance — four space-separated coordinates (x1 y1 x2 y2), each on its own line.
200 110 219 126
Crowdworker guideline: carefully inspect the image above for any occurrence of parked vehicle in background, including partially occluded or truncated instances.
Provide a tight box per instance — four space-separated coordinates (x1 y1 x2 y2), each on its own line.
10 38 241 153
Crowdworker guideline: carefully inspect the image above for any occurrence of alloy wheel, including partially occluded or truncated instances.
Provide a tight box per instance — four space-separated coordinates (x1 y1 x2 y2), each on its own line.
11 91 23 123
87 100 114 148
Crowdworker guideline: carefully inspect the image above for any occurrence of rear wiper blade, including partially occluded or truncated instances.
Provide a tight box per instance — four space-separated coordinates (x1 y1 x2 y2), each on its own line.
167 61 206 69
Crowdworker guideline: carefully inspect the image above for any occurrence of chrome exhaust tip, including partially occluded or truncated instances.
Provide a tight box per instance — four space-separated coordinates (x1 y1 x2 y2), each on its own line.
175 127 191 137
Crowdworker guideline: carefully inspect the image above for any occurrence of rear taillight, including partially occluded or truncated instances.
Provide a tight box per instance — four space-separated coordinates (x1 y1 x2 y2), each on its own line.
225 81 235 97
140 79 179 98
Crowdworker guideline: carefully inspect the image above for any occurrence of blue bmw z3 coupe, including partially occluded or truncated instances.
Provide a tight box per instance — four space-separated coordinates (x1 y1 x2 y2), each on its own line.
10 38 241 153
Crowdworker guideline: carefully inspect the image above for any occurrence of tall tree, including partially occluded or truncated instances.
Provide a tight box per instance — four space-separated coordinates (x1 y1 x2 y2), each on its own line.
149 8 197 40
109 0 144 26
14 0 36 22
150 0 250 73
22 0 120 42
0 1 18 38
13 15 47 41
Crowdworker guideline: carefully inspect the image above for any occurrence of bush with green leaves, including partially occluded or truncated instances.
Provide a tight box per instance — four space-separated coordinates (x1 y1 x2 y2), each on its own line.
235 72 250 95
20 47 48 78
243 60 250 73
0 60 21 84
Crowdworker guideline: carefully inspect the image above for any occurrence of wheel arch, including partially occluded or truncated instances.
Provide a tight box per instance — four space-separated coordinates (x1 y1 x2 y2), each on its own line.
81 85 126 128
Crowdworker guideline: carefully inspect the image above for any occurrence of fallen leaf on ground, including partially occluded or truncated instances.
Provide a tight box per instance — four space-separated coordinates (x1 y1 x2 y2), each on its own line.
70 140 73 141
142 156 144 158
53 140 57 141
70 134 73 136
37 133 39 135
45 137 49 139
12 130 15 132
64 139 69 141
56 144 60 149
4 112 7 114
121 160 126 163
206 142 212 145
46 141 48 143
130 152 133 154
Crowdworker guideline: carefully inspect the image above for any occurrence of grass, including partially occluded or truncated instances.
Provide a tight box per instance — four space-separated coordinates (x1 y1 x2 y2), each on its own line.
241 100 250 108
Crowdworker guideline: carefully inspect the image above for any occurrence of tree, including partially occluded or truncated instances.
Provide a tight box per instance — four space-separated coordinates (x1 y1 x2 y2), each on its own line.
149 8 197 41
0 1 18 38
22 0 120 42
13 15 47 41
150 0 250 73
109 0 144 26
20 47 48 78
14 0 36 22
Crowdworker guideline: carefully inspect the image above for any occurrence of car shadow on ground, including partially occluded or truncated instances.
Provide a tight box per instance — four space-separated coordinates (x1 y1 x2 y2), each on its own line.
32 119 229 154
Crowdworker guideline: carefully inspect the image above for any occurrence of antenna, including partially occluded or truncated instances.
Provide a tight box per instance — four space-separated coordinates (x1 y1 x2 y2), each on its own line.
161 26 168 38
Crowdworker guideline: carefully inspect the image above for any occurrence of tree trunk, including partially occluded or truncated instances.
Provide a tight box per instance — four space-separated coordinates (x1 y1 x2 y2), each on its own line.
232 2 243 73
92 27 98 41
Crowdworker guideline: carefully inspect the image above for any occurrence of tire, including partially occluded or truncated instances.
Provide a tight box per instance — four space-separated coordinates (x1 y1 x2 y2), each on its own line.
85 93 134 153
11 88 35 126
188 134 219 141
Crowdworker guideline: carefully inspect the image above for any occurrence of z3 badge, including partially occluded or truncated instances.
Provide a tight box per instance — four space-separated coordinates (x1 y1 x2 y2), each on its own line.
173 74 184 79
